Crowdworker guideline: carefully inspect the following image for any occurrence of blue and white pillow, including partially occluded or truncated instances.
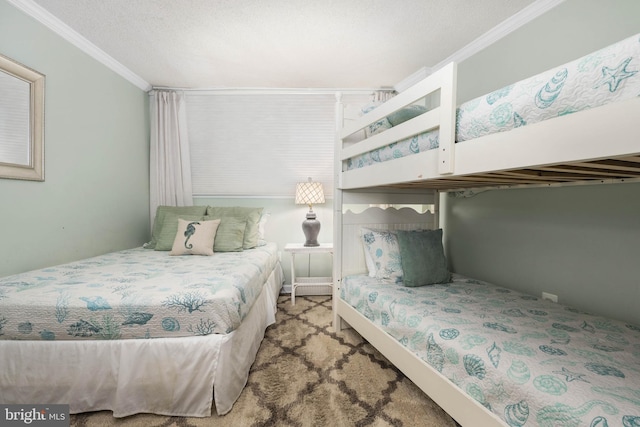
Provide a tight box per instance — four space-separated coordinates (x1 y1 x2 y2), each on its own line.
362 103 393 137
361 228 403 282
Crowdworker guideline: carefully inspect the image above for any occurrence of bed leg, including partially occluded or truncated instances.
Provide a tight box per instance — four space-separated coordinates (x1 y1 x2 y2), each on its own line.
333 309 342 332
332 313 350 333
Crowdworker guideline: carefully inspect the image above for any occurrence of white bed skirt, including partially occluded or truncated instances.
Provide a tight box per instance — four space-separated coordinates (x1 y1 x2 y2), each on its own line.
0 263 284 418
214 262 283 415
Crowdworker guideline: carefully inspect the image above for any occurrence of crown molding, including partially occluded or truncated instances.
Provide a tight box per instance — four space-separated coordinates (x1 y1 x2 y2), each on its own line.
395 0 566 91
393 66 432 93
7 0 152 91
9 0 564 94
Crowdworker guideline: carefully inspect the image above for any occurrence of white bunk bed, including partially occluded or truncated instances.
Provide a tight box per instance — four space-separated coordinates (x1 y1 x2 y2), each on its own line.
333 34 640 427
338 34 640 192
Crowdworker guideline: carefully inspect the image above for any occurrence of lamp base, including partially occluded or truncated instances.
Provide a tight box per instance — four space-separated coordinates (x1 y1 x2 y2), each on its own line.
302 210 321 247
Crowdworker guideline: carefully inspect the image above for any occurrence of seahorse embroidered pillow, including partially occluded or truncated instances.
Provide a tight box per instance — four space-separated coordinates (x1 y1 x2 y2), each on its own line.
154 213 205 251
170 218 221 256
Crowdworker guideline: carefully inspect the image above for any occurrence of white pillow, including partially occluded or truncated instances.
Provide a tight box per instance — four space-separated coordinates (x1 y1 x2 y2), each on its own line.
360 227 403 282
256 211 271 246
170 218 221 256
361 228 377 277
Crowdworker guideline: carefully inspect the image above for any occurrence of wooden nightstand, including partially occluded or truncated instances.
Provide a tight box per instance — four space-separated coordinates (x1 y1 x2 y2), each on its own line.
283 243 333 304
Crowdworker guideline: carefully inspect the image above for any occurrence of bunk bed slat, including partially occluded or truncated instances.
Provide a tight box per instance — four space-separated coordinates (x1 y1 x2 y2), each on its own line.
535 165 640 179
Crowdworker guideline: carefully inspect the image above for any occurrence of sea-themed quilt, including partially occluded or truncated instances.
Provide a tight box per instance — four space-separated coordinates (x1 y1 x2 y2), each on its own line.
341 274 640 427
0 243 279 341
346 130 439 170
346 33 640 171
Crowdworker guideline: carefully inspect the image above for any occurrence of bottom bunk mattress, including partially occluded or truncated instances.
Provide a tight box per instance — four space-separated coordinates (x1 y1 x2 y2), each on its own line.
0 242 280 340
341 273 640 427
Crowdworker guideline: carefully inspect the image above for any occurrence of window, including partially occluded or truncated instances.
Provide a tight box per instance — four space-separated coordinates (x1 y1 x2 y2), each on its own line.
186 92 339 198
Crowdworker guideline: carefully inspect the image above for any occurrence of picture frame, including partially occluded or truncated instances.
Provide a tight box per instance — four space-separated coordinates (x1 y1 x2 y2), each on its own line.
0 53 45 181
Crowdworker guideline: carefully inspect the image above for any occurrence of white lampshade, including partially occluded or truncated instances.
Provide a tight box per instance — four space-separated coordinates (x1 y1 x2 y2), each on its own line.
295 178 325 207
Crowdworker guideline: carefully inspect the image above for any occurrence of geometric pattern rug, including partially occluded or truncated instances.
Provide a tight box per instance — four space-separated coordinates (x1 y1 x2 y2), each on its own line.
70 295 459 426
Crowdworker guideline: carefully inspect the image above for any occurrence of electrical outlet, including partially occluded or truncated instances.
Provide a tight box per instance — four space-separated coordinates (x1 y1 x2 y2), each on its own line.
542 292 558 303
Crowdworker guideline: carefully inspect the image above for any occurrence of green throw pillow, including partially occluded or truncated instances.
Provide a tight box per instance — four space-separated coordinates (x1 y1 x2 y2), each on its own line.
205 206 263 249
204 216 246 252
387 105 428 126
155 213 205 251
397 229 451 287
147 205 207 249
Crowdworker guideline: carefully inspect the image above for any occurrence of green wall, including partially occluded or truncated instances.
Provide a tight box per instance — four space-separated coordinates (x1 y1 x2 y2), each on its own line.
456 0 640 103
444 0 640 325
0 1 150 277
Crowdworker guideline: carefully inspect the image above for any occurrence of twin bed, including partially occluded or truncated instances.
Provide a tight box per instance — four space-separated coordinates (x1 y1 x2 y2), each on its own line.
0 206 283 417
333 34 640 426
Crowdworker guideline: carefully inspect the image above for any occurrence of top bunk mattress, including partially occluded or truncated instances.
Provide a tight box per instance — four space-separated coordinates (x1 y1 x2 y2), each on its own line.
341 273 640 426
346 33 640 171
0 242 280 341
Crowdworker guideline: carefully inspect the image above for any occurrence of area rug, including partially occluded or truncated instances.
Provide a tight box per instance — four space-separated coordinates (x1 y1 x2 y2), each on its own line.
70 295 458 426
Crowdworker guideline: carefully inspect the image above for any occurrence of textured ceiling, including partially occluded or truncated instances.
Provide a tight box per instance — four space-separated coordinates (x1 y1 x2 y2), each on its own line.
28 0 545 89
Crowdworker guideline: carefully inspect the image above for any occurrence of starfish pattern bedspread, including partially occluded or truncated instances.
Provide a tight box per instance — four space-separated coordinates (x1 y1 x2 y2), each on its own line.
347 33 640 171
0 243 279 341
341 273 640 427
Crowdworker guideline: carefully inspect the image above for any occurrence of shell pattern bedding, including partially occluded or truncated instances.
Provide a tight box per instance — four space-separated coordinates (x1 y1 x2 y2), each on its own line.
346 33 640 171
0 242 279 341
341 273 640 427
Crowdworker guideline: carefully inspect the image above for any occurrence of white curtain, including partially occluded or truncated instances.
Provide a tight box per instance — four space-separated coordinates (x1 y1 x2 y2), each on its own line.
149 90 193 227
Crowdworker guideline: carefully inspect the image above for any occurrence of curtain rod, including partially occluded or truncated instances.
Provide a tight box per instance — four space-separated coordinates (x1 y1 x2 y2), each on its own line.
149 87 396 95
192 194 335 199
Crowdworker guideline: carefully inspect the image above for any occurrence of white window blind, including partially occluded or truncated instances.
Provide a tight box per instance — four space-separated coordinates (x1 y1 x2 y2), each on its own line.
0 71 30 165
186 92 338 198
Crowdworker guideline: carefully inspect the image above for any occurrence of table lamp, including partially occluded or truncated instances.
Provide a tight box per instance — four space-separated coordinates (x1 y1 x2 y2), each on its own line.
295 177 325 247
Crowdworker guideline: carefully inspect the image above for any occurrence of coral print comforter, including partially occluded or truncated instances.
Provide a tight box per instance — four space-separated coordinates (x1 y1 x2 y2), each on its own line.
341 274 640 427
347 33 640 171
0 243 278 341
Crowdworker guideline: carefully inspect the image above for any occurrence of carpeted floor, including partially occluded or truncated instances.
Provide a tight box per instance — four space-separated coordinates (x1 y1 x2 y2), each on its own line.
70 295 459 426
